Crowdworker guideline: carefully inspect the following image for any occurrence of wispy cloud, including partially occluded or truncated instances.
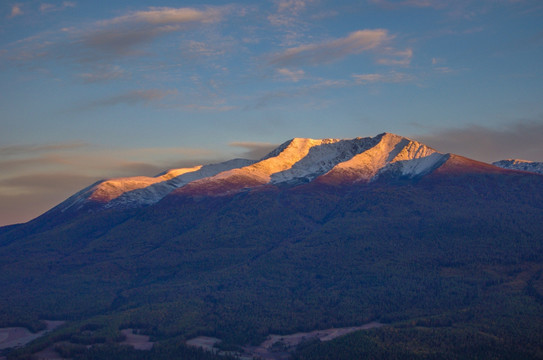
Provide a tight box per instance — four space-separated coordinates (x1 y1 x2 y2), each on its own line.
0 173 96 194
415 119 543 162
78 65 129 83
0 142 88 157
248 77 350 109
377 48 413 66
270 29 391 67
9 3 23 18
229 141 278 159
1 5 239 97
277 68 305 82
250 68 417 109
353 71 415 84
82 89 177 109
182 103 237 112
97 7 222 27
369 0 447 9
268 0 314 26
185 40 227 57
267 0 321 46
370 0 533 20
40 2 76 13
81 7 225 56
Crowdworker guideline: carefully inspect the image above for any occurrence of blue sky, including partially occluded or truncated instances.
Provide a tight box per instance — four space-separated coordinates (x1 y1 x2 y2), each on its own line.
1 0 543 225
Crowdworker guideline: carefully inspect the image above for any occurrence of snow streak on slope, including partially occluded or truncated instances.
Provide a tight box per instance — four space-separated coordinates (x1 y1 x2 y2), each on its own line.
493 159 543 175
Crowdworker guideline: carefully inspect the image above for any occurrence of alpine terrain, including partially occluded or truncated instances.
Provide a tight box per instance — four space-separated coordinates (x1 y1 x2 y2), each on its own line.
493 159 543 174
1 133 543 360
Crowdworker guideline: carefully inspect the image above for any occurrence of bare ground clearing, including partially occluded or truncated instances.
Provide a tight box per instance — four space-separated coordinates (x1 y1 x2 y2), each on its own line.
120 329 154 350
0 321 64 350
185 336 221 352
187 321 384 360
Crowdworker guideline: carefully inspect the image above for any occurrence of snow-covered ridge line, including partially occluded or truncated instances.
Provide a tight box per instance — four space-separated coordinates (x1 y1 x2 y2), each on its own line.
493 159 543 175
54 159 254 212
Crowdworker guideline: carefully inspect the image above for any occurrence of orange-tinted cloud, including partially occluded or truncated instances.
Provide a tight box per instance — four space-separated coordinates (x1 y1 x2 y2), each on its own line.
9 4 23 18
277 68 305 82
270 29 391 67
82 7 225 56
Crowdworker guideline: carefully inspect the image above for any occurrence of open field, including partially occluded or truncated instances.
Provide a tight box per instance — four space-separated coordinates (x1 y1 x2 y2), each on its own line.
187 322 383 360
120 329 154 350
0 321 64 350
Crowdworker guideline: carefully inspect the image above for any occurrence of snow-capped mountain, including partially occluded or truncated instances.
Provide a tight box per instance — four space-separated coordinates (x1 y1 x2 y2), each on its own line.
3 134 543 360
493 159 543 175
46 132 529 215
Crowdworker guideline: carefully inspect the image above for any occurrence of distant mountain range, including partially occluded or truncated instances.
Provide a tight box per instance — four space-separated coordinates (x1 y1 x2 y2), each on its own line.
493 158 543 174
1 133 543 360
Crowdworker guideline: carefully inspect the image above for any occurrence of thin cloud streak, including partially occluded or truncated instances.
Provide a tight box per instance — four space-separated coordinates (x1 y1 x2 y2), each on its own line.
353 71 415 84
81 89 177 110
82 7 225 56
277 68 305 82
369 0 448 9
250 71 416 109
377 48 413 66
269 29 391 67
78 65 130 83
98 7 222 26
3 6 231 65
40 2 76 13
0 142 89 157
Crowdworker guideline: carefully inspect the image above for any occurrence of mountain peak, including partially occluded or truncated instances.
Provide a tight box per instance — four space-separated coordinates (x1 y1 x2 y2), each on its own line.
316 133 443 185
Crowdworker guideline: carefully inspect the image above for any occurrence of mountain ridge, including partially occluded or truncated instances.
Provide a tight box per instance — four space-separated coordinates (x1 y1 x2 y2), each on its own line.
42 132 531 218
